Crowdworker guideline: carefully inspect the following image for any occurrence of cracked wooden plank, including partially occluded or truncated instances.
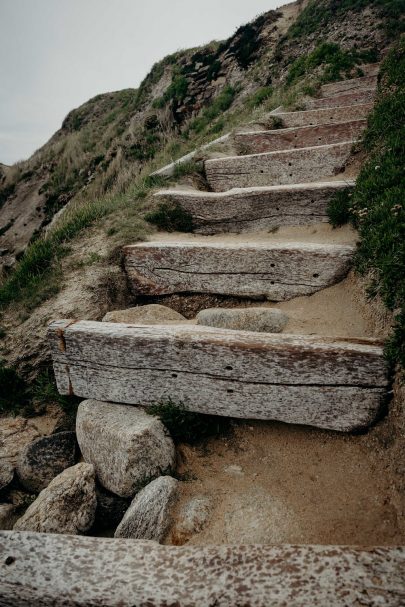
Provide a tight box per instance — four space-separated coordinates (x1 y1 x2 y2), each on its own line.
48 321 387 431
205 142 355 192
305 88 375 110
1 532 404 607
234 120 366 154
270 103 373 128
154 181 354 234
123 241 354 300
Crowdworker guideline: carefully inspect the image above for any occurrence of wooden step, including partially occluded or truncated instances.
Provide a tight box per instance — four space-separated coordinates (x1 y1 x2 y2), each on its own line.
154 181 354 234
270 103 373 128
234 119 366 154
205 141 355 191
321 75 377 98
2 532 404 606
48 320 387 431
123 240 354 300
305 89 375 110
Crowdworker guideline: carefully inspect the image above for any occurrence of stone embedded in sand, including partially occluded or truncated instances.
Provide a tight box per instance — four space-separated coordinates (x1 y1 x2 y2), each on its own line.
114 476 178 542
102 304 186 324
196 307 288 333
76 400 175 498
16 431 77 493
170 495 212 544
13 463 96 534
0 417 48 466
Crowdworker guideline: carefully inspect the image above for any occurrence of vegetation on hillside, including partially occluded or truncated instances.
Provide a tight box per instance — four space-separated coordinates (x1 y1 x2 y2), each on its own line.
328 38 405 368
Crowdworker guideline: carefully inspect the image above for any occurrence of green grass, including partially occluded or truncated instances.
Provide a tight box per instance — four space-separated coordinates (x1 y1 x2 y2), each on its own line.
287 42 377 86
327 39 405 368
147 399 229 444
187 85 237 135
145 202 194 233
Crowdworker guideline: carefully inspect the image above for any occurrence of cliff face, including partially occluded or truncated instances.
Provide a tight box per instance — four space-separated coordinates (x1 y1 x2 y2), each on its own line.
1 0 400 275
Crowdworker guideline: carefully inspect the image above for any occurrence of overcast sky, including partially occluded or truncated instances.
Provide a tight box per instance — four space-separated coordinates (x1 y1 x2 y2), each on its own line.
0 0 281 165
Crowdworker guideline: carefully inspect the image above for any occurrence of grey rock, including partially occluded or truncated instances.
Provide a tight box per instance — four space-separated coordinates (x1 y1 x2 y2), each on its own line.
170 495 211 544
196 307 288 333
0 461 14 491
115 476 178 542
16 431 76 492
76 400 175 498
102 304 186 324
13 463 96 534
0 504 17 530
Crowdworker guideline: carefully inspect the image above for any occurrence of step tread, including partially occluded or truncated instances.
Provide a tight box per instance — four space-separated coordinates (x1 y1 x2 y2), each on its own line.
48 320 387 431
234 120 366 153
123 240 354 301
305 89 375 110
321 75 377 97
270 103 373 128
205 141 356 191
2 532 403 607
155 180 355 198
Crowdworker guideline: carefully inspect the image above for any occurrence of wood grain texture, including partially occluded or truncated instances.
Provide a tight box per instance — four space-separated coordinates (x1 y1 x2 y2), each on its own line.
123 241 354 300
154 181 354 234
234 120 366 154
48 321 387 431
205 142 355 192
305 89 375 110
270 103 373 128
320 75 377 97
1 532 404 607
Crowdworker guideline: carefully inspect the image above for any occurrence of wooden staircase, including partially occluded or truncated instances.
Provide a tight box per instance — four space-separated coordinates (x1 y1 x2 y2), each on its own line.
49 69 389 432
12 62 399 607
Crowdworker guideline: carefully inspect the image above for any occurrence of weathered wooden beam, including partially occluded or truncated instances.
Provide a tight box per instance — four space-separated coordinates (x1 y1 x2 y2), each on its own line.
48 320 387 431
320 75 377 97
270 103 373 128
123 241 354 300
234 120 366 154
154 181 354 234
1 532 404 607
205 142 355 191
305 89 375 110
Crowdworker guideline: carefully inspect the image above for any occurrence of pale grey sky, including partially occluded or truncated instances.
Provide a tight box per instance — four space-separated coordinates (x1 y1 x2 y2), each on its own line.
0 0 281 164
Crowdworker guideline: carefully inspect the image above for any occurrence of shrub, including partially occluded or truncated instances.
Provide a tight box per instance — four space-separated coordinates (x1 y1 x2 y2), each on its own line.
147 399 229 444
145 202 194 233
287 42 377 86
246 86 273 109
327 189 352 227
327 39 405 368
0 362 29 414
188 86 236 134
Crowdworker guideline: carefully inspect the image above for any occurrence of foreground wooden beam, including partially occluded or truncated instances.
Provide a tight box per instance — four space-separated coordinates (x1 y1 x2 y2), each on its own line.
205 142 355 191
48 321 387 431
124 241 354 300
1 532 404 607
234 120 366 154
269 103 373 128
154 181 354 234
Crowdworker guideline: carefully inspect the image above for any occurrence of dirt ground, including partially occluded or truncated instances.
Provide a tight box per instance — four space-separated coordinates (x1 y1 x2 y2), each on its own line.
167 416 404 546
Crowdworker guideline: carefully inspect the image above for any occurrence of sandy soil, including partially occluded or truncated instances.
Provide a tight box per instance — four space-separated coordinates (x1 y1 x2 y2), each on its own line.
166 418 404 546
